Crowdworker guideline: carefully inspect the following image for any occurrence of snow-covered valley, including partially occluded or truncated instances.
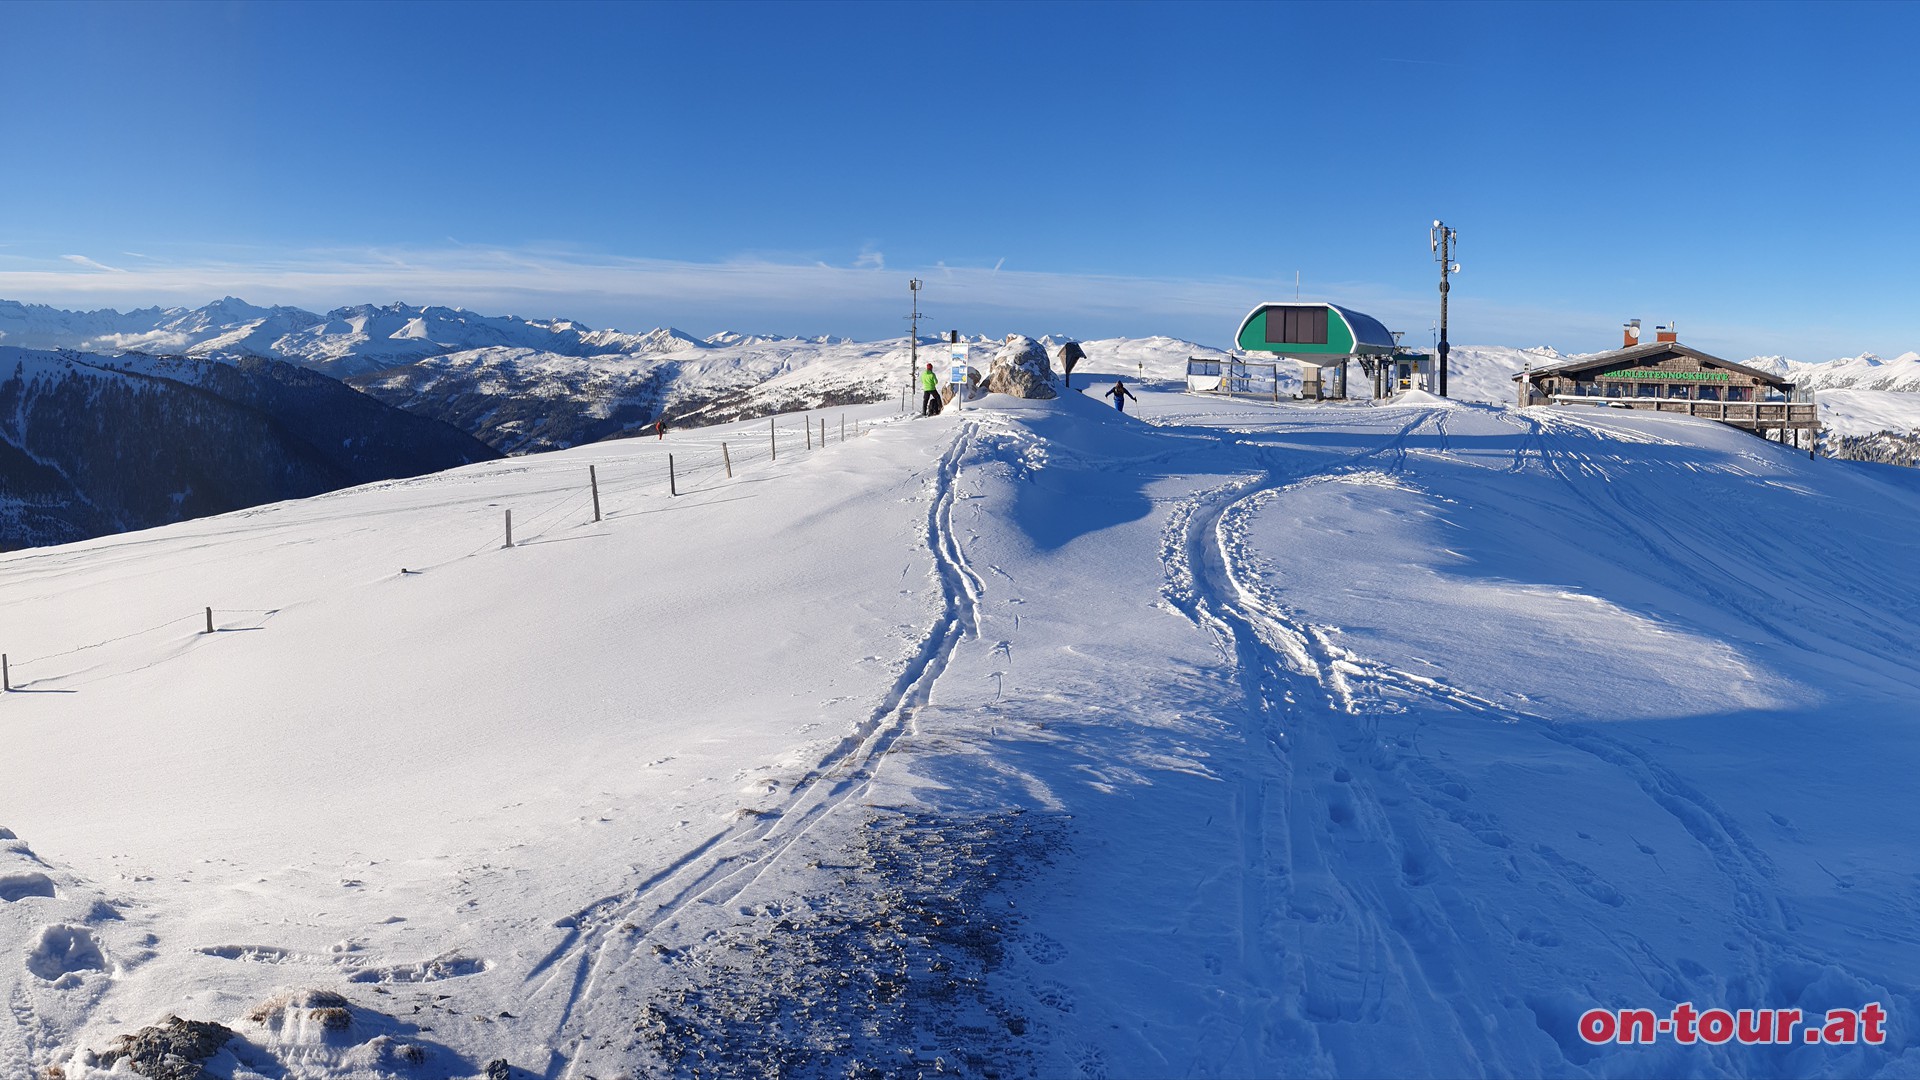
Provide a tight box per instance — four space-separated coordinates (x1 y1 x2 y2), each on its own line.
4 379 1918 1078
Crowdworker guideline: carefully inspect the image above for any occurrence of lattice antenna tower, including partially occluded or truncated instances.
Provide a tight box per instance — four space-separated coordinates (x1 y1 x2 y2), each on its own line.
907 278 925 395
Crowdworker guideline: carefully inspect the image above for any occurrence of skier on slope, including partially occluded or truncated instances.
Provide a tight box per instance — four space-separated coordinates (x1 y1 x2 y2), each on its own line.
921 362 942 417
1105 379 1138 413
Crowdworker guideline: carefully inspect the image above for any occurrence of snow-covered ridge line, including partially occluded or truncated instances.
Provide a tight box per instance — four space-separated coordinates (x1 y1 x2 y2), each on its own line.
5 296 1912 380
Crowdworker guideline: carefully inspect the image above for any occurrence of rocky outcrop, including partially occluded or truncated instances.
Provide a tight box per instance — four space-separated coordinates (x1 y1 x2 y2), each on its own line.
98 1016 236 1080
985 336 1057 399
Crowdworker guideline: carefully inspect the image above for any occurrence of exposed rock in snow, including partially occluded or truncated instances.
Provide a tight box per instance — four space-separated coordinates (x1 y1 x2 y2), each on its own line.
985 335 1057 399
95 1016 235 1080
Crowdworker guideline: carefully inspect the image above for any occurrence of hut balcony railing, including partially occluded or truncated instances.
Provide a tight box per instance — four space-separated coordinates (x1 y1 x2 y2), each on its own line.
1548 396 1817 427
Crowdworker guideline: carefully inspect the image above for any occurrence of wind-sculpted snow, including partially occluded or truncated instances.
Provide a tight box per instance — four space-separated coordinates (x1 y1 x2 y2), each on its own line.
4 389 1919 1077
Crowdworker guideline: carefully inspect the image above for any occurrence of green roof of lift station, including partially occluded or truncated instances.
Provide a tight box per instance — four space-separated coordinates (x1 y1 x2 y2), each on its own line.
1236 302 1399 357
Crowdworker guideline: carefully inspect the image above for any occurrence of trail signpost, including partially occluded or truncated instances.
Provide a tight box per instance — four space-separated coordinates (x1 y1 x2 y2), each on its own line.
950 341 968 412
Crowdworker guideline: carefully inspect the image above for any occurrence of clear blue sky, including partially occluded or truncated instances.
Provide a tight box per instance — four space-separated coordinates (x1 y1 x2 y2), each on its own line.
3 0 1916 360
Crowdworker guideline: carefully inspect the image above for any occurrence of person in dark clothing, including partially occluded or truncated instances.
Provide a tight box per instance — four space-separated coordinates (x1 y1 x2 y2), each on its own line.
921 363 942 416
1106 379 1138 413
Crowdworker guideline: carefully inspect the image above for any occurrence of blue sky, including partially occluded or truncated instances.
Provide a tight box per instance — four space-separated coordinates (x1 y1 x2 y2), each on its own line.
2 0 1916 360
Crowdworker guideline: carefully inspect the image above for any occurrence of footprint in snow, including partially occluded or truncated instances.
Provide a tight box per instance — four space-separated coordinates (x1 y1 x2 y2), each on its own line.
1021 932 1068 965
1033 980 1076 1013
0 871 56 902
26 924 107 982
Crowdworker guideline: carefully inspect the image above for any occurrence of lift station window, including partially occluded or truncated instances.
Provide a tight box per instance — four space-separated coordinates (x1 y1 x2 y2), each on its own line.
1265 307 1328 346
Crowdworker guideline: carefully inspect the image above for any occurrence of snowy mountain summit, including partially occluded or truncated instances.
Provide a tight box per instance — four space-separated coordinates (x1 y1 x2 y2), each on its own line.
3 384 1916 1078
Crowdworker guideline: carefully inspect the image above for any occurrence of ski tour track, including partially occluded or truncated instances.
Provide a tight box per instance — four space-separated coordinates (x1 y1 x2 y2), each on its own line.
1154 403 1893 1074
16 404 1905 1077
530 403 1896 1075
535 424 987 1077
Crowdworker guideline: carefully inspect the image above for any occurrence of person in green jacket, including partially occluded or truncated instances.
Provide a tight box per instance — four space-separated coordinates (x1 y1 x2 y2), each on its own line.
920 362 941 416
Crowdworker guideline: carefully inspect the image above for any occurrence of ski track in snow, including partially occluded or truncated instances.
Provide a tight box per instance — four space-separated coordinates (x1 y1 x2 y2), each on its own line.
13 390 1920 1078
1154 402 1914 1075
542 422 986 1077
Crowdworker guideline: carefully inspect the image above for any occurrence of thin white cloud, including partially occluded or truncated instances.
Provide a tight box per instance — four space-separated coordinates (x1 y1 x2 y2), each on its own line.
854 246 885 270
61 254 127 273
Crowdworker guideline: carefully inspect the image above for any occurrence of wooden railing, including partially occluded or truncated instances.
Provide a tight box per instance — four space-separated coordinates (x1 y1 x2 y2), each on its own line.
1549 396 1817 427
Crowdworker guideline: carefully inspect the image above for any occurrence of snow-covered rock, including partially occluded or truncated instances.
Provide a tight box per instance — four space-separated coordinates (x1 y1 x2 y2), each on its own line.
984 334 1057 399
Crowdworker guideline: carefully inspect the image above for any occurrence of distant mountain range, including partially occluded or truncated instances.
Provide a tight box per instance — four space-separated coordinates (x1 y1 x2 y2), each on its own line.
0 347 498 550
8 297 1918 451
4 297 1918 550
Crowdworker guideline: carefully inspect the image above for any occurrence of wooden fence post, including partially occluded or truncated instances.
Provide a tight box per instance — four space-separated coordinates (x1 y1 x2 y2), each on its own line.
722 442 733 478
770 417 776 462
820 417 826 447
205 607 214 635
590 465 602 523
840 415 845 443
2 653 10 692
669 454 677 497
505 509 513 549
806 416 812 450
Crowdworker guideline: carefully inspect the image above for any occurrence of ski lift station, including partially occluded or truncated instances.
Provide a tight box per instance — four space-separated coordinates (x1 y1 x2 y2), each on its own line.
1187 301 1435 401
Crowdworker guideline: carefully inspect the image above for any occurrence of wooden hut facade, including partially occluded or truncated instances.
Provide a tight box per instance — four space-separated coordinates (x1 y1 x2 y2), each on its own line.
1514 340 1817 440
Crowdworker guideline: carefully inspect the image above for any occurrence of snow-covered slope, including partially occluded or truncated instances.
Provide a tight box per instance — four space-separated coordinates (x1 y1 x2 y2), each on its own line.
5 389 1918 1078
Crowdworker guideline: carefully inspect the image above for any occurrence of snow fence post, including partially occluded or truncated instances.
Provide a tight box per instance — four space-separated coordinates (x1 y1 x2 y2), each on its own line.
841 415 845 443
770 417 776 462
2 653 10 692
590 465 602 523
204 607 214 635
820 417 826 447
806 416 812 451
504 509 513 549
722 442 733 478
669 454 677 497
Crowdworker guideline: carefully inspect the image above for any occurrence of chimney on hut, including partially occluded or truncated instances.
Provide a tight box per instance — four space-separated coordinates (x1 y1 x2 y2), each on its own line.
1622 319 1642 349
1655 322 1678 343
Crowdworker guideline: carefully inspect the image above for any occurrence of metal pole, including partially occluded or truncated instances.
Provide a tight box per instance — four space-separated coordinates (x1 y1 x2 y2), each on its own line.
770 417 776 462
669 454 677 497
1433 220 1457 399
908 278 923 411
589 465 602 523
504 509 513 548
205 607 214 635
841 415 845 443
806 415 812 450
722 442 732 478
3 653 10 692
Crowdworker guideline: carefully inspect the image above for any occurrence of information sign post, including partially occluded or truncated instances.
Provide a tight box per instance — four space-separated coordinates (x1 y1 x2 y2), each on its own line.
950 343 969 412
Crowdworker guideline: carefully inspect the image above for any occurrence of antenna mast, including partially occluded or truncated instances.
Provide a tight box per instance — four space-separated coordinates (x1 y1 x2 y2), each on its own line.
907 278 924 397
1430 220 1459 398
